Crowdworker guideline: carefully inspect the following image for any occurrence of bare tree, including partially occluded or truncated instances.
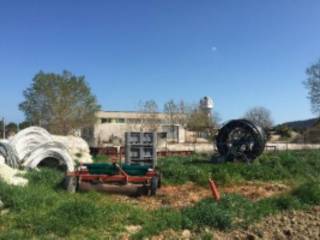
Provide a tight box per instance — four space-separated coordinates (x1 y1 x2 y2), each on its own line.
163 100 187 126
244 106 273 129
304 58 320 116
138 100 160 132
164 100 179 125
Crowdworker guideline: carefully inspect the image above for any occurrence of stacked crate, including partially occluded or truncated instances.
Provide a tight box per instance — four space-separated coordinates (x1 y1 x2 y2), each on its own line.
125 132 157 168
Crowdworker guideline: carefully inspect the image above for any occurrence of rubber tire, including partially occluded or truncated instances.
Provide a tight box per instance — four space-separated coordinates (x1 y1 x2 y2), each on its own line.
216 119 266 162
64 176 78 193
137 185 149 196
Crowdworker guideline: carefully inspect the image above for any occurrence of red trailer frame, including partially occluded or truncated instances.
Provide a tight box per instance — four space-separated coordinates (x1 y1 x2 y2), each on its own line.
66 163 161 195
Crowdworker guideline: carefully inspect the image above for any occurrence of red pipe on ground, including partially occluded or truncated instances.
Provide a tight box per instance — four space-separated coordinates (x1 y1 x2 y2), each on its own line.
209 179 221 201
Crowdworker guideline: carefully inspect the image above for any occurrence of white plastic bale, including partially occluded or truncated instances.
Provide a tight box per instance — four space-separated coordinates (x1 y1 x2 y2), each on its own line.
0 156 4 165
0 162 28 186
22 142 74 172
52 135 93 163
10 127 53 162
0 141 20 168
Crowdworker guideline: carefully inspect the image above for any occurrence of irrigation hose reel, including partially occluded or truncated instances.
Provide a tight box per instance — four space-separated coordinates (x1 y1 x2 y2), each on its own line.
216 119 267 163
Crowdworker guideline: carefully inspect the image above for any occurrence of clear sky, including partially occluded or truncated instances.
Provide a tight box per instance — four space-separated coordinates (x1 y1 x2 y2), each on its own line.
1 0 320 124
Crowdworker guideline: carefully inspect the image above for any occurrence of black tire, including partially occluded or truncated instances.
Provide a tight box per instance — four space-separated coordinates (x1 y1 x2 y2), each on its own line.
150 176 158 196
216 119 266 162
136 185 149 196
63 176 78 193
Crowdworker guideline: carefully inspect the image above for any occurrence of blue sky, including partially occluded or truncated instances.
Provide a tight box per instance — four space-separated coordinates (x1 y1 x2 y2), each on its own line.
1 1 320 124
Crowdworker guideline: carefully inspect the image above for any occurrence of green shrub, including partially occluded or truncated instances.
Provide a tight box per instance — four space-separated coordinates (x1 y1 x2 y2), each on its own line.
0 182 59 213
132 208 182 239
181 190 309 231
272 195 303 210
0 229 30 240
93 154 109 163
293 181 320 205
25 168 64 188
35 199 105 235
182 195 250 230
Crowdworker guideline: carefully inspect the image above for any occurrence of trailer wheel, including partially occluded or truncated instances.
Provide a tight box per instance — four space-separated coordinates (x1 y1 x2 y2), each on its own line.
64 176 78 193
150 176 158 196
137 185 149 196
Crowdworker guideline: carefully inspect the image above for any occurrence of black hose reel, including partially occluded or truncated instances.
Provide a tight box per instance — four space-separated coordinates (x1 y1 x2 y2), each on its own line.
216 119 267 163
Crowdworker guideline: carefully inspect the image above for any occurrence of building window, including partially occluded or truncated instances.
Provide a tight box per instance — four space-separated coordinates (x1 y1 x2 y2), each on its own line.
158 132 167 139
115 118 125 123
101 118 112 123
127 118 141 124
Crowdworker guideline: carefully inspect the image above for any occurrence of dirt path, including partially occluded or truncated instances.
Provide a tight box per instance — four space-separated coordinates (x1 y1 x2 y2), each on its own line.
104 181 290 210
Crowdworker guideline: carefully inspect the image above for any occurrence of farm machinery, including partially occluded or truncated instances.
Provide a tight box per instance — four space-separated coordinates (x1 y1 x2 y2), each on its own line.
66 162 160 195
215 119 267 163
65 132 161 195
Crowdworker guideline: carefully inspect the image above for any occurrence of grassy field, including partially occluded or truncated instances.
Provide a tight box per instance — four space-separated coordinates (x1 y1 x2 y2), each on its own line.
0 150 319 239
159 150 320 186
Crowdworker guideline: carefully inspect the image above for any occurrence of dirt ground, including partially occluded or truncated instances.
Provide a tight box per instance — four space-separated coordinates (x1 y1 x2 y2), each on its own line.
222 182 290 201
213 206 320 240
136 206 320 240
81 182 319 240
81 181 290 210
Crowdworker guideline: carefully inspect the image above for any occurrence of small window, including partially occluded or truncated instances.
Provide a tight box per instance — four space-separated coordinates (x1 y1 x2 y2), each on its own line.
127 118 141 124
115 118 125 123
101 118 112 123
158 132 167 139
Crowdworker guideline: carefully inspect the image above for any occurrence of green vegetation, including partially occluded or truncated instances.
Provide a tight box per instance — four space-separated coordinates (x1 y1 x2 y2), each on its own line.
0 150 319 239
19 70 100 135
274 125 292 139
0 169 148 239
92 154 110 163
131 180 320 239
158 150 320 186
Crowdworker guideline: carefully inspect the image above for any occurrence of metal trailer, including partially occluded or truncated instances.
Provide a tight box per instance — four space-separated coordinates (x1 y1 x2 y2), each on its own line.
65 163 161 195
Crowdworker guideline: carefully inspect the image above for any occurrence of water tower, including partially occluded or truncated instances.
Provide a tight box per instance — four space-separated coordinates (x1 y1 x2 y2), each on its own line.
200 96 214 118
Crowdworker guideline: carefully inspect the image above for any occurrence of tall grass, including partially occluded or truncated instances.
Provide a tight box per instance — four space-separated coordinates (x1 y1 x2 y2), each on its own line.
158 150 320 186
0 169 148 239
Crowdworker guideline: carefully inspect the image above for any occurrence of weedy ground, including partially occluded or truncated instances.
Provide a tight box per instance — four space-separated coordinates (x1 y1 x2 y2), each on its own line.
0 150 319 239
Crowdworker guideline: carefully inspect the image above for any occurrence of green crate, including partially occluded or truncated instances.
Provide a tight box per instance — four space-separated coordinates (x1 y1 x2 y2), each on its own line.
84 163 151 176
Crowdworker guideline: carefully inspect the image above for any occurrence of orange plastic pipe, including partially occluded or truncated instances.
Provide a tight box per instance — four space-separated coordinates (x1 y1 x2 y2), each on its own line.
209 179 221 201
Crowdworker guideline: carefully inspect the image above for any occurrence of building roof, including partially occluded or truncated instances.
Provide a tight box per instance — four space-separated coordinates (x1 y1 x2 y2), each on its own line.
96 110 168 119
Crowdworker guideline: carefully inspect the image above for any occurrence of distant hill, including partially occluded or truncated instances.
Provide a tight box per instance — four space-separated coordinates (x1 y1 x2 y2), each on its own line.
277 118 319 131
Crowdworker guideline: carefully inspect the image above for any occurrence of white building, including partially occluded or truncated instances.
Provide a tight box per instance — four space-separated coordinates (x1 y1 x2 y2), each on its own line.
82 111 187 147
